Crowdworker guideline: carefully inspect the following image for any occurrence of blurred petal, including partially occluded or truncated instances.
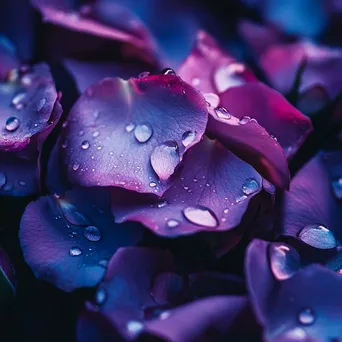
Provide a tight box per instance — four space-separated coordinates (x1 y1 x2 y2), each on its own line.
19 187 143 291
112 136 262 237
0 35 19 80
61 75 208 196
297 84 330 115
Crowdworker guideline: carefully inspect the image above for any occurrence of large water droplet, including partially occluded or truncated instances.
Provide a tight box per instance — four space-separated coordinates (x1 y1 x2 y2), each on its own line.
0 172 6 188
183 206 219 228
242 178 260 195
268 243 301 281
150 141 180 181
5 117 20 132
69 247 82 256
134 124 153 143
58 199 91 226
162 68 176 75
95 288 106 305
215 107 231 120
126 321 144 336
239 116 251 125
181 131 196 147
298 224 337 249
81 140 90 150
125 122 135 133
332 178 342 199
298 308 315 325
84 225 101 242
167 219 179 228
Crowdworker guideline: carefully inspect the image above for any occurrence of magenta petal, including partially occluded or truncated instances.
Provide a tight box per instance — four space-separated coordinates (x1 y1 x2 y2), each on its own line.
261 42 342 98
61 75 208 196
246 239 342 341
217 83 313 159
282 153 342 245
178 31 257 94
112 136 262 237
87 247 174 339
0 35 19 80
207 107 290 189
19 187 143 292
143 296 260 342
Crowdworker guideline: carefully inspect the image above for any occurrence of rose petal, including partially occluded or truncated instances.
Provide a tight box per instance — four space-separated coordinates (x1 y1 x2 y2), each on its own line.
246 239 342 341
297 84 330 115
217 82 313 159
111 136 262 236
207 106 290 189
19 187 143 291
0 35 19 80
61 75 208 196
178 31 257 94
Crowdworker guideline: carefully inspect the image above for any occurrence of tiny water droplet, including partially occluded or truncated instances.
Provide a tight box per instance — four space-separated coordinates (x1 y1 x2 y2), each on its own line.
37 98 46 111
12 92 26 107
151 141 180 180
78 130 84 137
215 107 231 120
97 146 102 151
5 117 20 132
167 219 179 228
157 201 168 208
139 71 150 78
332 178 342 199
72 162 80 171
239 116 251 125
125 122 135 133
242 178 260 195
0 172 6 188
182 131 196 147
162 68 176 75
298 224 337 249
223 208 229 214
183 206 219 228
19 181 26 187
69 247 82 256
134 124 153 143
149 181 157 188
21 74 33 86
81 140 90 150
68 232 77 238
298 308 315 325
95 288 106 305
126 321 144 336
269 243 301 281
84 226 101 242
92 131 99 138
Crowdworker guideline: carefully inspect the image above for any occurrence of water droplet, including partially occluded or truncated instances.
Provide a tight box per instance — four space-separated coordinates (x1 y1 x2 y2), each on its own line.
84 226 101 242
157 201 168 208
12 93 26 108
92 131 99 138
134 124 153 143
5 117 20 132
125 122 135 133
203 93 220 108
37 98 46 111
150 141 180 181
167 219 179 228
269 243 301 281
78 130 84 137
215 107 231 120
242 178 260 195
159 311 170 320
298 308 315 325
61 140 68 149
68 231 77 238
139 71 150 78
162 68 176 75
69 247 82 256
81 140 90 150
58 199 91 226
332 178 342 199
181 131 196 147
21 74 33 86
97 146 102 151
72 162 80 171
0 172 6 188
149 181 157 188
239 116 251 125
298 224 337 249
183 206 219 228
126 321 144 336
19 181 26 187
235 195 247 203
95 288 106 305
223 208 229 214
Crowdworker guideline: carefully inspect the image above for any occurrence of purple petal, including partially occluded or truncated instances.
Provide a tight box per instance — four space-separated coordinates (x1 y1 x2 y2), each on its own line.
178 31 257 94
61 75 208 196
86 247 174 339
111 136 262 237
246 239 342 341
142 296 260 342
261 42 342 98
297 85 330 115
217 83 313 159
19 187 143 292
207 106 290 189
0 35 19 80
282 153 342 247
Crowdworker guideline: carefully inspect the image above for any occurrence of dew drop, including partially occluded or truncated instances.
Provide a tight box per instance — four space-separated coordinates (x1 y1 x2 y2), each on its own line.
159 311 170 320
239 116 251 125
181 131 196 147
62 121 68 129
183 206 219 228
19 181 26 187
149 181 157 188
68 232 77 238
37 98 46 111
298 308 315 325
72 162 80 171
12 92 26 108
162 68 176 75
84 225 102 242
97 146 102 151
5 117 20 132
81 140 90 150
126 321 144 336
134 124 153 143
332 178 342 199
214 107 231 120
167 219 179 228
21 74 33 86
0 172 6 188
92 131 99 138
157 201 168 208
78 130 84 137
95 288 106 305
268 243 301 281
150 141 180 180
298 224 337 249
242 178 260 195
58 199 91 226
69 247 82 256
139 71 150 78
125 122 135 133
